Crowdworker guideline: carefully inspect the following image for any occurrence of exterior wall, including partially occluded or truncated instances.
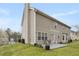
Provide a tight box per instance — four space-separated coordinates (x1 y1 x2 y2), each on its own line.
22 8 37 44
70 31 79 40
21 4 30 44
36 13 70 44
76 32 79 40
29 9 36 44
58 24 70 43
22 6 70 44
70 31 76 40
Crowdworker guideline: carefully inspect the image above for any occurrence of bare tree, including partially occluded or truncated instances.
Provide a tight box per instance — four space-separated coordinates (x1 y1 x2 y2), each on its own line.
6 28 12 41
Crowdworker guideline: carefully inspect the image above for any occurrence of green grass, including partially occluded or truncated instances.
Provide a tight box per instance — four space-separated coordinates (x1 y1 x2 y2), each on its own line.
0 41 79 56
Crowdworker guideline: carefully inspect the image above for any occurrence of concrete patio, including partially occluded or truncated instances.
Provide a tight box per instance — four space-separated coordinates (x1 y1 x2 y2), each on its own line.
42 44 67 49
50 44 67 49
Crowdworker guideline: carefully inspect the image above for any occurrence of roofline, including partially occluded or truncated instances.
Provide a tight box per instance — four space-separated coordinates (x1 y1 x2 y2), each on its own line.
70 30 76 32
21 4 25 26
32 8 71 29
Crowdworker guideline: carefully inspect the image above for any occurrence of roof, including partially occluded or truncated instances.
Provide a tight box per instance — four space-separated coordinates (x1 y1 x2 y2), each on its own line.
21 6 71 29
32 8 71 29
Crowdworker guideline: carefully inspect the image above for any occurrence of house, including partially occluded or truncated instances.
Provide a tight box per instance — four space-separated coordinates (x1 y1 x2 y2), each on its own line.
21 3 71 45
70 30 79 40
76 31 79 40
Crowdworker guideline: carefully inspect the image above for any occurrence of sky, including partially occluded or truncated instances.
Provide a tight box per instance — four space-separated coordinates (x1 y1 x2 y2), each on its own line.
0 3 24 32
0 3 79 32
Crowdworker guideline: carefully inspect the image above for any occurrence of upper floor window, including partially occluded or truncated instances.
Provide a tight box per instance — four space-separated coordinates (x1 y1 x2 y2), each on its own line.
55 23 57 29
58 36 59 38
55 25 56 29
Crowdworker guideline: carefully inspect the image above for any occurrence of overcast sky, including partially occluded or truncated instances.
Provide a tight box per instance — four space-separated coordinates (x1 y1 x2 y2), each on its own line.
0 3 79 32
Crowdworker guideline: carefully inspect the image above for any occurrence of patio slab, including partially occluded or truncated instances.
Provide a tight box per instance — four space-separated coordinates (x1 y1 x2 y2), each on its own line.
42 44 67 49
50 44 67 49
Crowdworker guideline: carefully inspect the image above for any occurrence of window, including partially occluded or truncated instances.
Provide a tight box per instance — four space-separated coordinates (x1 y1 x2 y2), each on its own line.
55 23 57 29
63 36 64 40
42 33 44 40
58 36 59 38
55 25 56 29
66 37 67 40
37 32 48 40
38 32 41 40
45 33 47 40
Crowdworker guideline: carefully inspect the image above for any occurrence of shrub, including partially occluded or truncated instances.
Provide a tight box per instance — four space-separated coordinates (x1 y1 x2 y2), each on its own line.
18 39 21 43
34 43 43 48
45 45 50 50
68 39 72 43
21 39 25 44
34 43 38 46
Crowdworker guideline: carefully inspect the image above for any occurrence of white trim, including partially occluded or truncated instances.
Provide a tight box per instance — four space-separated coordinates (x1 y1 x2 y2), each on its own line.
33 9 36 44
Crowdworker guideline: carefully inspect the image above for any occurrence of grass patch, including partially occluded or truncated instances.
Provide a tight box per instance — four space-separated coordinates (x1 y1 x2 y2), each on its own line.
0 41 79 56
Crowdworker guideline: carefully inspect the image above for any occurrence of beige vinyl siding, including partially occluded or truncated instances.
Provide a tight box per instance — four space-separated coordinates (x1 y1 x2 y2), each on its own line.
36 12 70 44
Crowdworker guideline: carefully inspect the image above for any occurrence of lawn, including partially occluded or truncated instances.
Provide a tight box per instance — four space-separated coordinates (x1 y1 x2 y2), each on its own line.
0 41 79 56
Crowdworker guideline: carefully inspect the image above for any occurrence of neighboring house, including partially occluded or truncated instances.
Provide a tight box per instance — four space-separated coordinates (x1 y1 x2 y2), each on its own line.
76 31 79 40
70 30 77 40
70 30 79 40
0 29 9 45
21 4 71 45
